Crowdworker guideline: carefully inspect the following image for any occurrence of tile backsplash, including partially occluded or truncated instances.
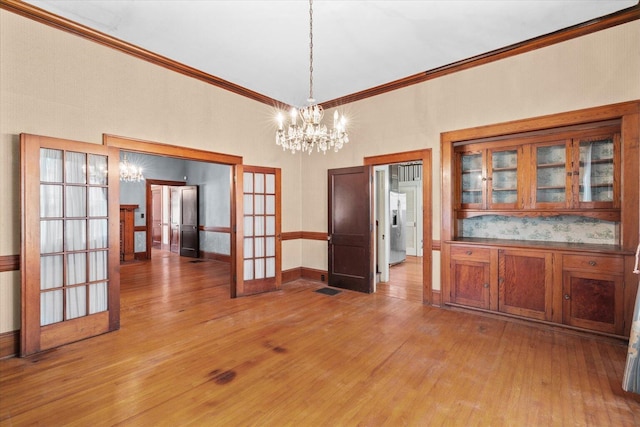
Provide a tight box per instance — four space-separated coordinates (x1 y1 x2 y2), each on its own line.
459 215 619 245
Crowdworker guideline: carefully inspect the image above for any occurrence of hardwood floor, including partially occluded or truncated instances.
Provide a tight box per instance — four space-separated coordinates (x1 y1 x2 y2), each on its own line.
377 255 423 302
1 251 639 426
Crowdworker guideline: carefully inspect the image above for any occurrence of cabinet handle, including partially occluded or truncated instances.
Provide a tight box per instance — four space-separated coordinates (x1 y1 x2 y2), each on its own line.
483 283 489 288
588 260 596 266
564 294 570 300
466 250 472 255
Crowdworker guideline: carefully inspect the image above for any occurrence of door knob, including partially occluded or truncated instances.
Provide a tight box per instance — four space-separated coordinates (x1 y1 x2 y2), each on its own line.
564 294 570 300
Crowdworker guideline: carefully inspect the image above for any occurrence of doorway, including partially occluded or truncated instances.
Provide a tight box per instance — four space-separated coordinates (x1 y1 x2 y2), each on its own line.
365 150 432 305
374 162 424 303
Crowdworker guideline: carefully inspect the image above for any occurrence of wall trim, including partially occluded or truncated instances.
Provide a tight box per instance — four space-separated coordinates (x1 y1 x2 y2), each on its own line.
281 231 302 241
0 254 19 272
199 226 232 233
431 290 442 307
282 267 328 284
0 0 285 109
321 6 640 108
200 251 231 263
0 330 19 359
2 0 636 109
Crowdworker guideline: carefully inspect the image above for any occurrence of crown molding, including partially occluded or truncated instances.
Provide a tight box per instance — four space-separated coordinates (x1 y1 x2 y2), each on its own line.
320 4 640 109
2 0 638 109
0 0 288 109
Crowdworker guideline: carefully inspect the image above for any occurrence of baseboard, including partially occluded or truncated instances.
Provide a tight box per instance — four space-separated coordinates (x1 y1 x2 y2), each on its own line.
200 251 231 263
134 252 148 261
431 290 442 307
0 330 19 359
282 268 301 283
301 267 328 283
282 267 328 284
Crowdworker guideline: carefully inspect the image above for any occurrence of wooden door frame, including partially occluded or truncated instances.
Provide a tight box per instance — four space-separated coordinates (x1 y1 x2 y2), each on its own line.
145 179 186 260
364 149 433 305
236 165 282 296
103 134 242 298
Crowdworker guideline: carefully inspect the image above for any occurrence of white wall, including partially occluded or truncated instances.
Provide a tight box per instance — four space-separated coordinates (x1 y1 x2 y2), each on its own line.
1 9 638 333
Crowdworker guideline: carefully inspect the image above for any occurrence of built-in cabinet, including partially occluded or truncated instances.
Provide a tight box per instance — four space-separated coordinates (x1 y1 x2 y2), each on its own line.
456 125 620 219
446 241 625 335
441 102 640 339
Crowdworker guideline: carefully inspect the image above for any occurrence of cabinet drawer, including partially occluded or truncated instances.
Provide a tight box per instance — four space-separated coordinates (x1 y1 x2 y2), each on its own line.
450 246 491 261
562 254 623 273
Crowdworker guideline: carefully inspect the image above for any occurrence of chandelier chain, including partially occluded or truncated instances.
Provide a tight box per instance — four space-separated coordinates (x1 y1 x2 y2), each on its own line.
274 0 349 155
308 0 314 101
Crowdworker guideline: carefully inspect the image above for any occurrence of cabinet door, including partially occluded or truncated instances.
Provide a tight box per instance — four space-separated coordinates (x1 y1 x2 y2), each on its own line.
487 147 521 209
450 257 490 309
498 249 553 321
458 150 485 209
562 270 623 334
572 132 620 209
531 140 571 209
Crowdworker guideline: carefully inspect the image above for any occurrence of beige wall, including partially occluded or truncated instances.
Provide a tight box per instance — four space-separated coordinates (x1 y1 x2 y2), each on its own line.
1 8 639 333
300 20 640 284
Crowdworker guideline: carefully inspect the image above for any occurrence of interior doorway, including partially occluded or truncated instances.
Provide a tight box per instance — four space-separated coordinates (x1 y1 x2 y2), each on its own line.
148 180 186 258
374 162 423 302
365 150 432 305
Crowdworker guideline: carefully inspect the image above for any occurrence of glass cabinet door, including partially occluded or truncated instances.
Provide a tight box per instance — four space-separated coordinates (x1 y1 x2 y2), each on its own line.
488 148 519 209
575 133 618 208
459 151 484 208
533 141 570 208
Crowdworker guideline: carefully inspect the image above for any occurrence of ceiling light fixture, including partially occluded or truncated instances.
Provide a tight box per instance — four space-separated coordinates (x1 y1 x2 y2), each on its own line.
276 0 349 155
120 154 144 182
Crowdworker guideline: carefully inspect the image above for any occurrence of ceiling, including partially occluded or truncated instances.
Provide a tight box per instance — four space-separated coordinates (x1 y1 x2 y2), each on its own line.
22 0 639 107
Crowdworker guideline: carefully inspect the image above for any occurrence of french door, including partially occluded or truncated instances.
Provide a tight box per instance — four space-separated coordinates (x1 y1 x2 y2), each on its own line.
237 166 281 296
21 134 120 356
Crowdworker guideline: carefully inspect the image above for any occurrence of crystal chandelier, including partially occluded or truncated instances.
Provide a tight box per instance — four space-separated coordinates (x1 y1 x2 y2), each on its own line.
120 154 144 182
276 0 349 155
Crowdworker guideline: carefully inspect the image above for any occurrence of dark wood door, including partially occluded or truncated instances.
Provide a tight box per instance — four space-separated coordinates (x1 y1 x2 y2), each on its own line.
179 186 199 258
170 187 180 253
328 166 373 293
151 186 162 249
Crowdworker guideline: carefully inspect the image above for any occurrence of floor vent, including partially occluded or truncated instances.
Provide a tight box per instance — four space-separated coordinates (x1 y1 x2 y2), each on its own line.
314 287 341 296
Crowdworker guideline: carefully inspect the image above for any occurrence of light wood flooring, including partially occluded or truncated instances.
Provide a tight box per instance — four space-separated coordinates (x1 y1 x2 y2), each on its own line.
1 251 639 426
377 255 423 302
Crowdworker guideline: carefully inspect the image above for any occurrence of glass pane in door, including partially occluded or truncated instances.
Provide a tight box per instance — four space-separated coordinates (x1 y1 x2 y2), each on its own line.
243 170 277 282
579 137 614 202
491 150 517 205
536 144 566 203
39 147 109 327
460 153 482 205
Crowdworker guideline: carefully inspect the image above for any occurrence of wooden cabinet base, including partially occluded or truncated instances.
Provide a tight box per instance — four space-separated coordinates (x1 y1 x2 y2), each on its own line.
443 240 633 338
